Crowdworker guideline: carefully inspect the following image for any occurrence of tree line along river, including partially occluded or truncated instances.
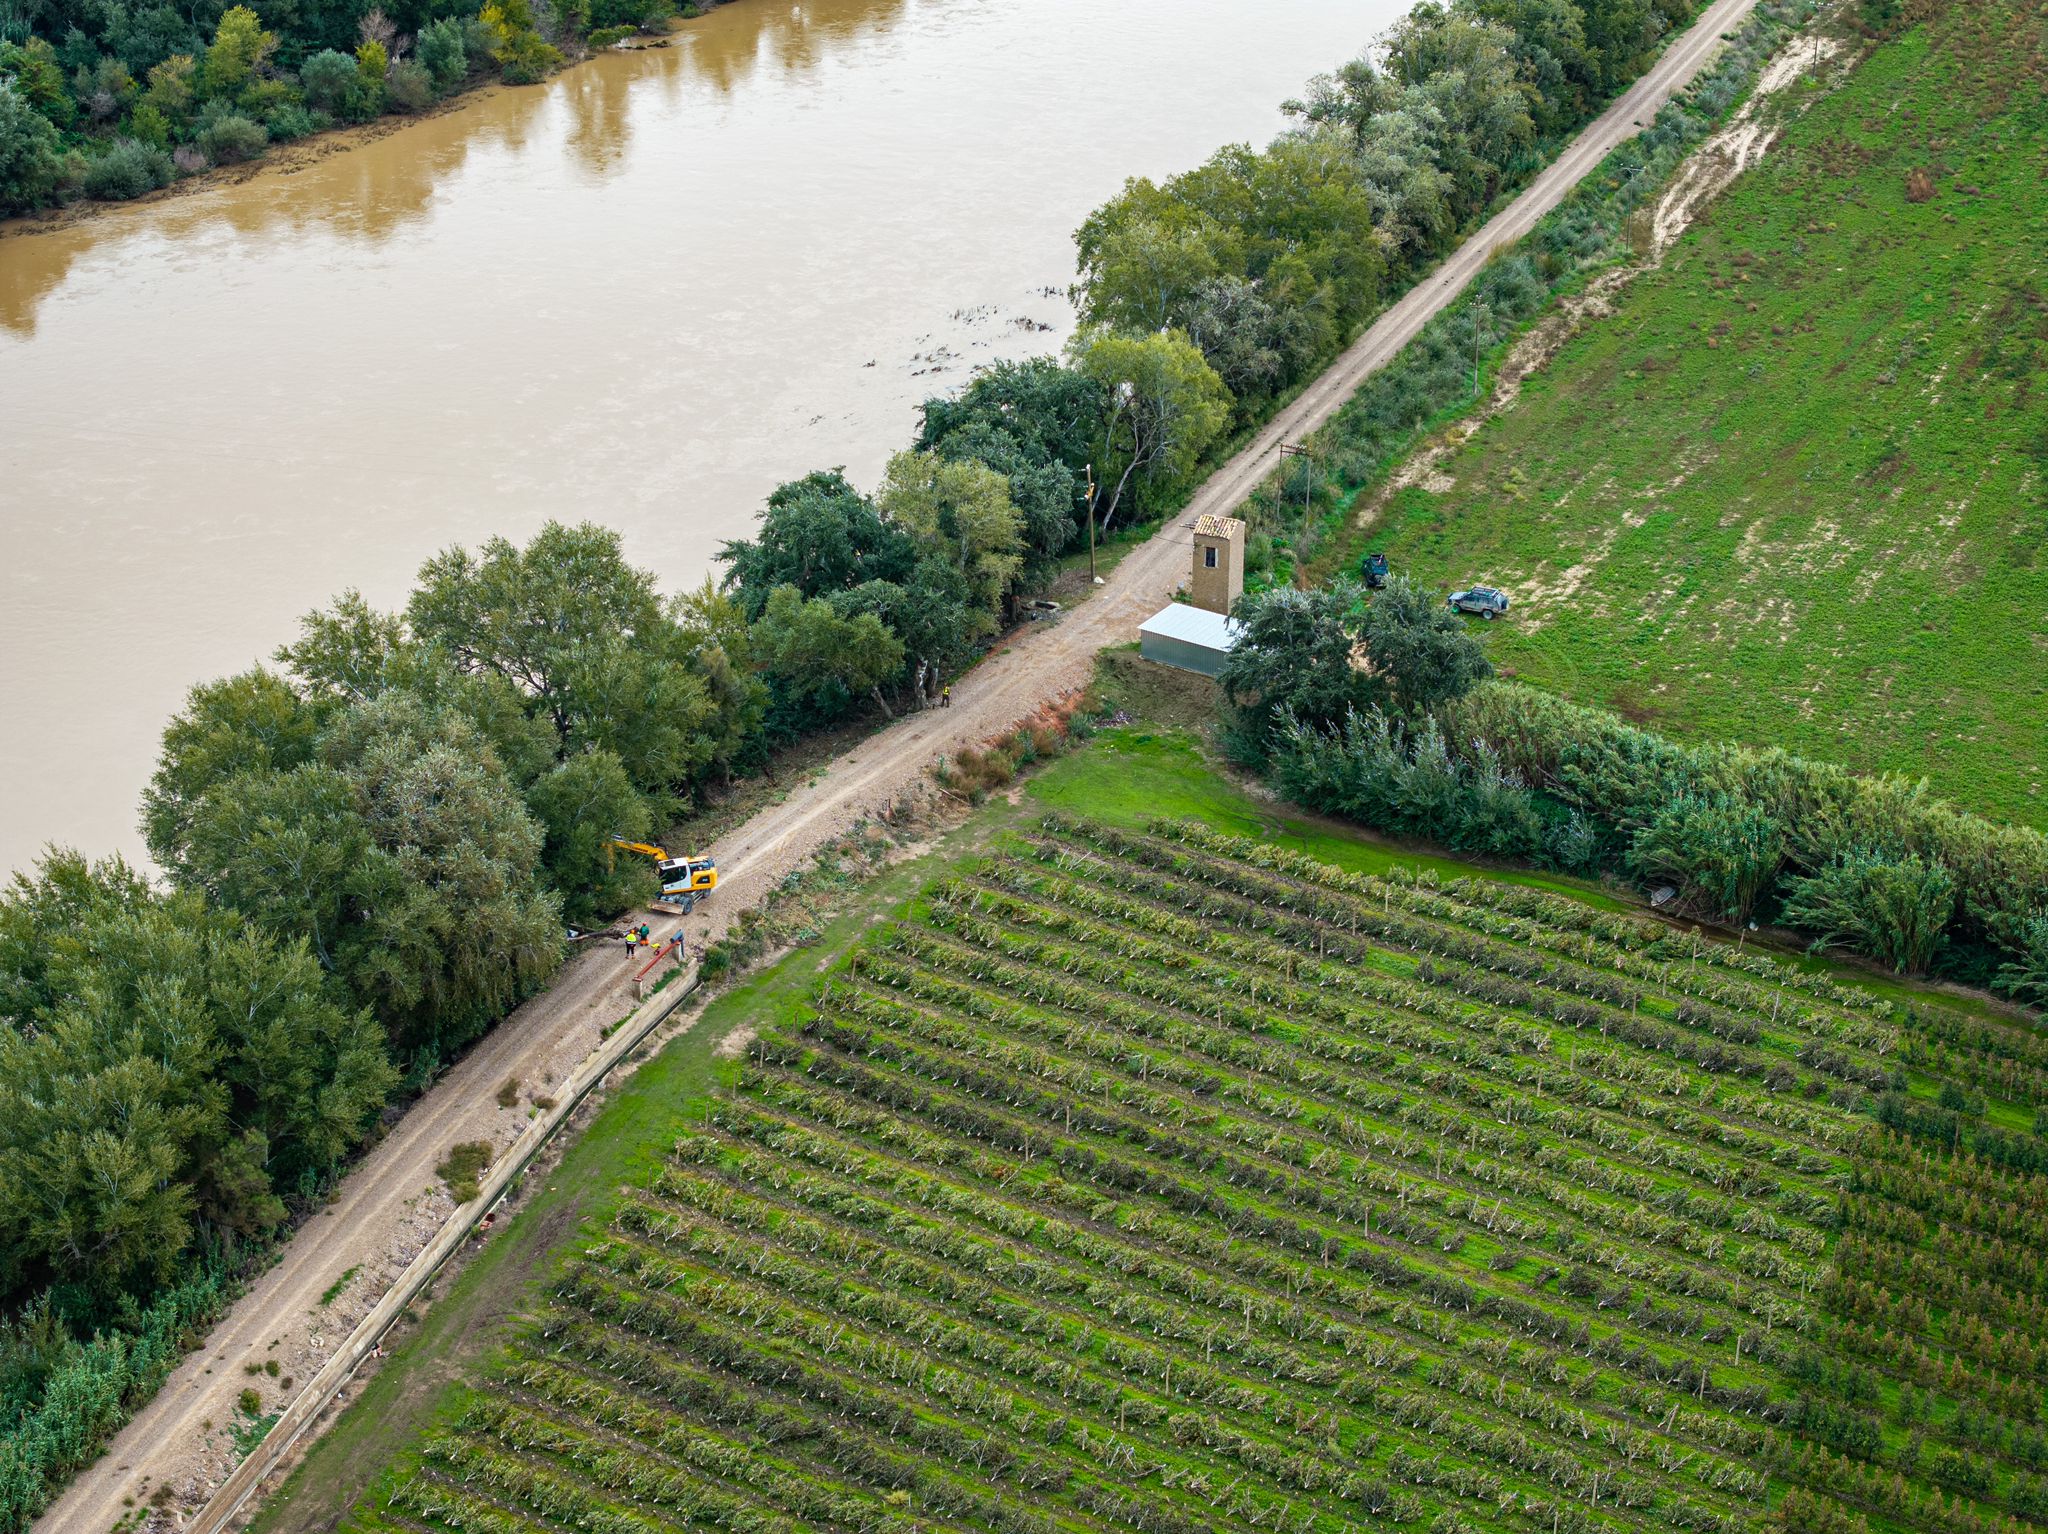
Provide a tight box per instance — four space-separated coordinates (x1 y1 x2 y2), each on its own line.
0 0 1382 876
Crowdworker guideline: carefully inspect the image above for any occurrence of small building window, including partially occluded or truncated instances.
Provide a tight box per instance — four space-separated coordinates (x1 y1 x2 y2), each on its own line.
1204 546 1218 569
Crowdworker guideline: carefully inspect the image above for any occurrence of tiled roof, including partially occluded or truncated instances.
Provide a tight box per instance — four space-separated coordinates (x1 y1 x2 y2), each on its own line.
1192 513 1246 539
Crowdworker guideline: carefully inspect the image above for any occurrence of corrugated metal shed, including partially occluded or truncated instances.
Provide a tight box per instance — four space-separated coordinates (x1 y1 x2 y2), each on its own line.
1138 603 1242 678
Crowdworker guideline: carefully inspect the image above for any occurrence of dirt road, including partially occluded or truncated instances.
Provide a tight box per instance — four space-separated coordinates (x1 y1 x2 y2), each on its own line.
36 8 1759 1527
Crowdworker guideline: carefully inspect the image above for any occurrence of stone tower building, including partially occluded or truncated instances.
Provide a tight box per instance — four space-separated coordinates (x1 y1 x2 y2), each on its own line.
1190 513 1246 615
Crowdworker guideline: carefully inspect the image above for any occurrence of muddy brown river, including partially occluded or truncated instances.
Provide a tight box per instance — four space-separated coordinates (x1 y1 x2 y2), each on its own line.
0 0 1382 873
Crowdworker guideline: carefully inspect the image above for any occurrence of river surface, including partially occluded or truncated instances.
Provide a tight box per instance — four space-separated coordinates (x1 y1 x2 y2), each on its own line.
0 0 1382 874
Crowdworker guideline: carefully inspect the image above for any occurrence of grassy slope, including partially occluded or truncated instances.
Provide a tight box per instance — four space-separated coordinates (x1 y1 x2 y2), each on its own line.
1366 2 2048 824
253 711 2025 1531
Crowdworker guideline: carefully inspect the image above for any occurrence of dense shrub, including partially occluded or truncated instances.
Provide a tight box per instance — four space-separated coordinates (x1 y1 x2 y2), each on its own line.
126 100 173 148
1781 851 1955 977
1627 791 1784 925
0 1273 227 1528
416 18 469 90
194 110 266 163
1 0 747 212
0 82 65 214
1271 707 1555 863
589 0 673 30
1450 682 2048 939
385 59 433 113
1440 683 2039 980
480 0 562 85
1266 675 2044 989
263 102 319 141
79 136 172 198
297 48 358 111
1992 913 2048 1009
338 42 386 119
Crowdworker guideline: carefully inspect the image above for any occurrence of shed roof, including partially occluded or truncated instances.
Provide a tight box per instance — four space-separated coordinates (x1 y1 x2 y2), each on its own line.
1192 513 1246 540
1139 602 1243 650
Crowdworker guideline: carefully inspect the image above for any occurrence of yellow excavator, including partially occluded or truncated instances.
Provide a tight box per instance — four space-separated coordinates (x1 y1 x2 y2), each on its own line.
608 839 719 913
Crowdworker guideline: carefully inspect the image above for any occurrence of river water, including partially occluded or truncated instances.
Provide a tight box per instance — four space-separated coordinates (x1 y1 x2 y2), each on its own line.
0 0 1381 874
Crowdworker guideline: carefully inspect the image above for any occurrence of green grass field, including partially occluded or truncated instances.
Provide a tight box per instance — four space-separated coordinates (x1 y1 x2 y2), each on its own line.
262 726 2048 1534
1363 3 2048 826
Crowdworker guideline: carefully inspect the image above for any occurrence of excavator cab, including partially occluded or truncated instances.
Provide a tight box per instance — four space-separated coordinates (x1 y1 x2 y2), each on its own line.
609 840 719 912
658 856 717 899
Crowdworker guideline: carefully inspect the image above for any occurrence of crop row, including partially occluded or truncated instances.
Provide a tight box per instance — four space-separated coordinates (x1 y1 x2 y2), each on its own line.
979 850 1854 1183
927 870 1846 1220
766 1010 1806 1397
824 962 1816 1326
581 1134 1760 1534
658 1111 1776 1481
353 817 2048 1534
999 836 1870 1145
1025 824 1898 1099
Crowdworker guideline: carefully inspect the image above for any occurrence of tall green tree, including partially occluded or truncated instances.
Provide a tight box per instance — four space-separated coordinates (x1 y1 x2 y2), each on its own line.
1220 582 1382 757
669 579 769 776
929 421 1078 574
717 471 916 618
407 522 659 740
0 39 76 128
0 852 392 1305
1222 576 1491 758
0 80 65 219
1355 574 1495 714
829 560 974 701
1465 0 1595 132
1071 193 1225 337
198 4 272 98
523 751 655 925
161 687 563 1059
141 669 323 881
1176 276 1324 416
875 450 1024 640
407 521 751 798
310 692 563 1055
752 585 906 721
1073 329 1231 532
916 357 1105 480
274 591 559 786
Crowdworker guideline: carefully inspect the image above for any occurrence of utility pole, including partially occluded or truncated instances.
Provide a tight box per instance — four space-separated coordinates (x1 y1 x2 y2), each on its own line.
1084 462 1098 584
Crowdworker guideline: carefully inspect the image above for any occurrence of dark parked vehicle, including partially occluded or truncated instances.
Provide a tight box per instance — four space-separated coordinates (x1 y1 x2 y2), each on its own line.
1360 551 1390 589
1448 585 1510 619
